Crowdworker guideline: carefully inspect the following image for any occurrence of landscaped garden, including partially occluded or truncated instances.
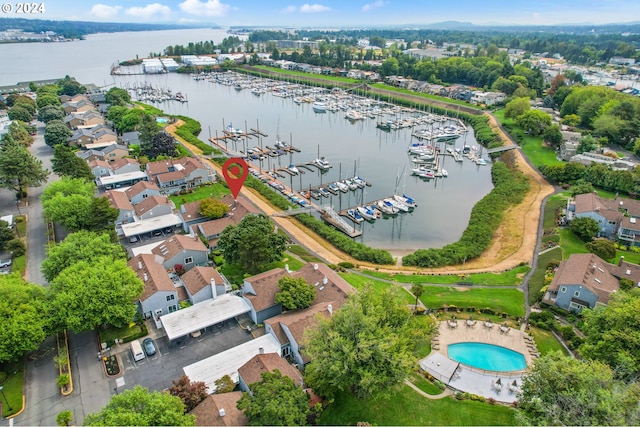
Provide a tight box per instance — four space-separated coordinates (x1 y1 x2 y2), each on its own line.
98 322 148 348
168 182 230 208
0 359 24 418
360 265 530 286
420 287 526 318
103 355 120 376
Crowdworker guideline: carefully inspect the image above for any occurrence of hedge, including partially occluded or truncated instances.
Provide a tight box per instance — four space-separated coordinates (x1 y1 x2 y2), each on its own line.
173 115 215 155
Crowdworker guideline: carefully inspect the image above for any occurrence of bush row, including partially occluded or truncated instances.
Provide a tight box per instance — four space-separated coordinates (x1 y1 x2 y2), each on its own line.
243 176 294 210
294 213 394 265
172 115 215 155
403 161 530 268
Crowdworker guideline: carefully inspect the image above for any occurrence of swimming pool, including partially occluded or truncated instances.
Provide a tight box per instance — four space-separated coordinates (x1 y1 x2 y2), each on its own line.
448 342 526 372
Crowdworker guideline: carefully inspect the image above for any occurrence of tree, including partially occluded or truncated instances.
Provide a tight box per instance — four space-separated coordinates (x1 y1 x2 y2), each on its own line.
569 180 595 196
0 139 49 200
42 178 95 231
42 230 126 282
516 109 552 136
84 385 194 426
142 132 177 159
517 352 640 426
1 121 34 147
37 93 61 109
214 375 236 393
38 105 65 123
138 113 160 149
585 238 616 260
570 216 600 241
7 105 33 122
168 375 208 413
380 57 400 76
44 119 72 147
504 97 530 119
275 276 316 310
411 284 424 311
561 113 580 127
547 74 567 96
236 370 310 426
57 75 85 96
580 289 640 381
218 214 287 274
0 274 50 363
198 198 229 219
56 410 73 426
542 124 563 149
0 220 14 251
105 87 131 106
577 134 598 154
50 257 143 332
86 196 119 233
52 144 94 180
305 286 431 399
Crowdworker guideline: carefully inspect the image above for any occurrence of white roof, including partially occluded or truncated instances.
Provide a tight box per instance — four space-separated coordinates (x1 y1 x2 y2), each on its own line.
183 334 281 393
97 171 148 187
419 352 459 383
0 215 14 226
121 214 183 237
161 294 251 340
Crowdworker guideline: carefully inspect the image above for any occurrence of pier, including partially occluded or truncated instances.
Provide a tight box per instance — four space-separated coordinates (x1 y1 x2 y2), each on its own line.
321 207 362 238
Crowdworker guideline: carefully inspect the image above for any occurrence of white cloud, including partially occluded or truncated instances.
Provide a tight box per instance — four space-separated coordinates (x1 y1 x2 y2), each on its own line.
300 3 331 13
179 0 230 17
90 4 122 19
362 0 385 12
125 3 171 20
280 5 297 14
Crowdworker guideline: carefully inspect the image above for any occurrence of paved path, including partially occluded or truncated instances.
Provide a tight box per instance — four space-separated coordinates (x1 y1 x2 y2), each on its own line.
404 379 454 400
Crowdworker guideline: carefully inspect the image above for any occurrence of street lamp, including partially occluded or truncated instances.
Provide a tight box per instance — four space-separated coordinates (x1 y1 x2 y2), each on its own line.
0 385 13 411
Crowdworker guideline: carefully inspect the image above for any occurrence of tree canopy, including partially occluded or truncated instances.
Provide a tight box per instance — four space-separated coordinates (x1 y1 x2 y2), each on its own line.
1 121 34 147
0 139 49 199
84 385 194 426
275 276 316 310
0 274 50 363
198 198 229 219
168 375 208 413
104 87 131 106
517 352 640 426
570 216 600 241
38 104 65 123
50 257 143 332
504 97 530 120
304 285 431 399
52 144 94 181
218 214 287 274
143 132 177 159
41 230 126 282
515 109 552 136
237 370 310 426
44 119 72 147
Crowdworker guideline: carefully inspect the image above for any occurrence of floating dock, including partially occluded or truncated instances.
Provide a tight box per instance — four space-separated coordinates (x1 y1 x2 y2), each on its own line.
321 207 362 237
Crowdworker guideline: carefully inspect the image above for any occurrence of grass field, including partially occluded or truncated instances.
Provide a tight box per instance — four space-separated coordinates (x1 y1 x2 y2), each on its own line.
0 359 23 418
559 228 589 258
543 194 567 229
318 386 518 426
409 371 445 395
420 287 525 317
219 252 305 286
371 83 476 108
169 183 230 209
339 272 415 304
530 326 567 356
612 250 640 265
361 265 529 286
527 247 561 305
286 244 323 263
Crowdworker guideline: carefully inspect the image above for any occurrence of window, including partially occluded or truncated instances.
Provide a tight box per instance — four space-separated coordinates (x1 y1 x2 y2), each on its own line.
574 291 580 297
184 257 193 264
166 294 175 302
560 286 567 293
168 305 177 313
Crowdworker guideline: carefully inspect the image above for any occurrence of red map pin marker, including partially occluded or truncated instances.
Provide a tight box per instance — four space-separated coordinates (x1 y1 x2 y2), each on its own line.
222 158 249 199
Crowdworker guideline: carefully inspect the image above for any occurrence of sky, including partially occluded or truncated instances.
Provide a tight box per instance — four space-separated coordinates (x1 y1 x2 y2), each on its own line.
23 0 640 27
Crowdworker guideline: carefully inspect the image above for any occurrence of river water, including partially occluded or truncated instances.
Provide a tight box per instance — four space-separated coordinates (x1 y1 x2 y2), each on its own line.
0 29 494 251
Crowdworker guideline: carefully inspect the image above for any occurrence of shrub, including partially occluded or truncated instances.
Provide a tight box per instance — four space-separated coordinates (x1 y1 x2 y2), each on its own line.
338 261 354 269
57 373 70 388
6 238 25 256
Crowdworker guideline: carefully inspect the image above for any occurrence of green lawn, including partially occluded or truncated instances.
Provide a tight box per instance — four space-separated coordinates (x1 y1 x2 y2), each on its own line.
530 326 568 356
319 386 518 426
360 265 529 286
612 250 640 265
528 247 561 305
1 359 24 418
559 228 589 258
252 65 360 84
409 371 445 396
371 83 477 108
285 244 323 263
543 194 568 229
169 183 230 209
218 252 305 286
420 287 525 317
98 323 147 347
339 272 415 304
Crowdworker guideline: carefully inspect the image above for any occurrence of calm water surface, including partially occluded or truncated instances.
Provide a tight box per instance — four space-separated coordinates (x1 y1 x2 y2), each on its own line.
0 29 494 250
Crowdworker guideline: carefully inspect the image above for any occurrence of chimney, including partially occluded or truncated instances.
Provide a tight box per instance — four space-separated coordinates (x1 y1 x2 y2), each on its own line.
322 276 328 285
619 256 625 267
259 346 264 354
313 263 318 271
328 304 332 315
590 264 596 274
218 408 226 417
138 261 142 270
143 273 148 281
285 263 290 273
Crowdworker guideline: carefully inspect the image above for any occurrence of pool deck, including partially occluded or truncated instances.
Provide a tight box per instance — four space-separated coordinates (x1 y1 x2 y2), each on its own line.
419 320 538 403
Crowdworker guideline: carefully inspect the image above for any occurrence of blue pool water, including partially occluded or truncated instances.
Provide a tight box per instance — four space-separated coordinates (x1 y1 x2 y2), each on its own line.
448 342 526 372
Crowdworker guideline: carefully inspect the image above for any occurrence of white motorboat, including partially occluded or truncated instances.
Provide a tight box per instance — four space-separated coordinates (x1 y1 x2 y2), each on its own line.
475 158 487 165
288 164 299 174
386 197 409 212
335 181 349 193
313 157 332 170
357 206 377 221
377 200 399 215
394 194 417 208
312 101 327 113
346 208 364 223
441 169 449 177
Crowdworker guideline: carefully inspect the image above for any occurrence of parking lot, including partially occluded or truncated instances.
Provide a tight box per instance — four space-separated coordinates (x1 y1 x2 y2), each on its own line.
111 318 255 393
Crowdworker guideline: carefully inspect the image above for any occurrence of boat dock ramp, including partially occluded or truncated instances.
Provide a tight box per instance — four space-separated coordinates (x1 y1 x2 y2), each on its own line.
320 207 362 238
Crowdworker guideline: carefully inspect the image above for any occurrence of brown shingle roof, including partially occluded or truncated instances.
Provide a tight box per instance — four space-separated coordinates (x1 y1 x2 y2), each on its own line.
181 200 204 222
265 303 332 349
198 217 236 238
105 190 133 211
238 352 303 388
151 234 208 260
606 259 640 285
128 254 175 302
242 268 288 312
548 253 620 304
125 180 161 200
134 195 171 217
111 157 140 171
181 266 225 297
156 170 185 183
88 159 111 170
190 391 247 427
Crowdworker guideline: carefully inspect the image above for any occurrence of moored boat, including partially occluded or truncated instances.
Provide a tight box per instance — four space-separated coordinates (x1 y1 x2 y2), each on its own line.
312 101 327 113
287 164 299 174
313 157 332 170
386 197 409 212
377 200 399 215
394 194 417 208
357 206 377 221
347 208 364 223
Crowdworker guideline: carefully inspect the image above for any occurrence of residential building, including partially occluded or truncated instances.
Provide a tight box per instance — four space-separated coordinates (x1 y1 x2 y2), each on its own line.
146 157 213 195
241 268 288 324
101 143 130 163
237 352 303 393
559 131 581 161
470 91 507 106
111 158 141 175
125 180 162 205
64 110 104 129
134 195 174 220
129 253 179 319
151 234 209 272
180 266 228 305
105 190 135 228
569 152 636 170
190 392 248 427
192 195 259 248
89 159 112 178
62 99 94 114
570 192 623 239
181 200 208 233
543 253 620 312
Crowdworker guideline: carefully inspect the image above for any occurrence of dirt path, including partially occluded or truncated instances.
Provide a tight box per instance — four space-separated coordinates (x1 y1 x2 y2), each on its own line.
167 93 554 274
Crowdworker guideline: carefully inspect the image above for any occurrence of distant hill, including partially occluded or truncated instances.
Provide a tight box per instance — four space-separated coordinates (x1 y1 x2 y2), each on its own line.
417 20 640 34
0 17 213 40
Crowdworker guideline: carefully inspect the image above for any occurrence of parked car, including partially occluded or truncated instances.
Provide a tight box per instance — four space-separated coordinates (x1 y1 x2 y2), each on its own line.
0 259 12 268
142 338 156 356
128 236 139 243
